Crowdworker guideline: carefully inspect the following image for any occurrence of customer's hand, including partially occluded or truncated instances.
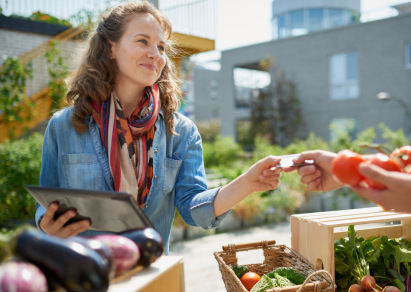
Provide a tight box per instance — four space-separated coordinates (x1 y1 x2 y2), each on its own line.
283 150 344 192
39 202 91 238
351 163 411 213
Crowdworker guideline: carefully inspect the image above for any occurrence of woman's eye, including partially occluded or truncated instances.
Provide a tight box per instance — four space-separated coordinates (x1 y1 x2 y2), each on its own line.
137 39 147 45
158 45 165 52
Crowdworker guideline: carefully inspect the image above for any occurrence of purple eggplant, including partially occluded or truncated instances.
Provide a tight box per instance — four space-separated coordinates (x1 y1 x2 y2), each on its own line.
69 236 115 280
120 227 164 267
0 261 48 292
93 234 140 277
10 229 109 292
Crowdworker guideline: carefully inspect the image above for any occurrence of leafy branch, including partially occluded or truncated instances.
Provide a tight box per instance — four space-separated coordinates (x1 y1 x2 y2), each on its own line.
44 40 69 114
0 57 34 138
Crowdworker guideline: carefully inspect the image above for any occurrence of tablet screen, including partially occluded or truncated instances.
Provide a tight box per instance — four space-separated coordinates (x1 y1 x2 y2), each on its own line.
26 185 154 232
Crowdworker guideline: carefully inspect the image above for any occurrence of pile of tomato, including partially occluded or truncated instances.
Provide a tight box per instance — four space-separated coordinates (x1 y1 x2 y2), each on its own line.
331 145 411 189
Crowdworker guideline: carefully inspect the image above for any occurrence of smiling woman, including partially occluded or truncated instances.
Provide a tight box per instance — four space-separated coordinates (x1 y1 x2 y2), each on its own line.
34 0 283 254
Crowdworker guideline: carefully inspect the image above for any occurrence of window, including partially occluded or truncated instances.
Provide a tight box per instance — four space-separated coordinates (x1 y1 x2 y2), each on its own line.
277 15 288 38
308 8 324 32
234 68 271 108
329 52 359 100
290 10 306 36
328 8 343 28
209 80 218 100
406 43 411 69
329 118 358 143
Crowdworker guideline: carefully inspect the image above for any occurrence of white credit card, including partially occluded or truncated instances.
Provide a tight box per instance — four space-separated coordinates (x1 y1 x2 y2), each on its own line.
276 154 314 168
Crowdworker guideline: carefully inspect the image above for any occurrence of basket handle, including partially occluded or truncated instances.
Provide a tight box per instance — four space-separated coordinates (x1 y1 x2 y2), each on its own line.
296 270 336 292
222 240 276 251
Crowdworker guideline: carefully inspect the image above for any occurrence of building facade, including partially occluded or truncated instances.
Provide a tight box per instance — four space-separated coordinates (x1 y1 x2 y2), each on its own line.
194 5 411 142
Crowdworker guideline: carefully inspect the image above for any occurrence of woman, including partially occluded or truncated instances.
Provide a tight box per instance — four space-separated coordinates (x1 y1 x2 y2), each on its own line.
36 1 282 253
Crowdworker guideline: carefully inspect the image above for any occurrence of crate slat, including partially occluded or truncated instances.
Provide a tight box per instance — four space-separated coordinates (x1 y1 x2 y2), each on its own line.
291 207 411 281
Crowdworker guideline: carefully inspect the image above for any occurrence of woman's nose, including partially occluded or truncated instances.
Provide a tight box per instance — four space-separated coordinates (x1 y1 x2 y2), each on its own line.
147 46 161 59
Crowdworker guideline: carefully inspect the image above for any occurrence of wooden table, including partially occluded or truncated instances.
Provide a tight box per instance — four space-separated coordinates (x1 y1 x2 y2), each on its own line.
109 255 185 292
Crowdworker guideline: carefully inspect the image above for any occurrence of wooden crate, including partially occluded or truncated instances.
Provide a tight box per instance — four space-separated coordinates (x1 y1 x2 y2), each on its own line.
290 207 411 281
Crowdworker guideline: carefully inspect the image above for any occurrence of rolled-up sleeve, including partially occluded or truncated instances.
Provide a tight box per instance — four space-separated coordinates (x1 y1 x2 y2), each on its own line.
189 187 231 229
173 120 231 230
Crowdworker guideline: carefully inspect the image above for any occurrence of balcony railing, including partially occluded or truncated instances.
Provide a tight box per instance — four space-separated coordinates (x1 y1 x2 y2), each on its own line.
0 0 216 39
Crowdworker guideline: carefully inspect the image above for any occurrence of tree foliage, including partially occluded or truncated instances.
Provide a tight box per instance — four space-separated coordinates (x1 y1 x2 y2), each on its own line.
250 69 303 147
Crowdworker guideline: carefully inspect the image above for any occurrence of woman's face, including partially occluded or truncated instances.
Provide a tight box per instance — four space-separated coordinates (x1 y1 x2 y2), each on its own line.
110 13 167 90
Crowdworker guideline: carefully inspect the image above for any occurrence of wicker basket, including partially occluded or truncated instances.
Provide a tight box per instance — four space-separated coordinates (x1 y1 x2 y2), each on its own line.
214 240 336 292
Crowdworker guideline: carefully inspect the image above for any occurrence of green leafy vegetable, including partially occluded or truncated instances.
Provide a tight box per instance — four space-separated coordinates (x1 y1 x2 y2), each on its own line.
334 225 411 292
273 273 296 287
267 267 305 284
231 265 249 278
250 274 276 292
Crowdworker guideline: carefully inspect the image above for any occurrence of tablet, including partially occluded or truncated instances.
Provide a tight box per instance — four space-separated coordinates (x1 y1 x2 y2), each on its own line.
26 185 154 232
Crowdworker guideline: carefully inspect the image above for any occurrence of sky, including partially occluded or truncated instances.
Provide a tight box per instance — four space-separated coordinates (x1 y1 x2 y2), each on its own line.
193 0 410 64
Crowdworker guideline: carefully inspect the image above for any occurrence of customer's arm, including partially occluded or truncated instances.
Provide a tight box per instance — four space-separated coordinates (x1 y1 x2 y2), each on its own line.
351 163 411 213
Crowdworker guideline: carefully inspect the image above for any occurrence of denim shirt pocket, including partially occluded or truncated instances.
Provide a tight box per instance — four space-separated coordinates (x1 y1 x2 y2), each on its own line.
62 154 104 189
162 157 182 194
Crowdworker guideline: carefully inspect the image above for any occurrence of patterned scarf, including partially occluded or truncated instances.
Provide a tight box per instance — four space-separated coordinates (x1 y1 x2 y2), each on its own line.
91 84 160 206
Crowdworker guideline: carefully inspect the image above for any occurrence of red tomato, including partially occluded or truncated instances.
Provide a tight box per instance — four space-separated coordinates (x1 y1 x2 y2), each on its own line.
331 150 365 186
364 153 402 189
390 145 411 169
240 271 261 291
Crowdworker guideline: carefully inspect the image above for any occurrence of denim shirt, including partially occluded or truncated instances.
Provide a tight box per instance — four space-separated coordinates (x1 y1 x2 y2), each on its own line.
35 107 229 253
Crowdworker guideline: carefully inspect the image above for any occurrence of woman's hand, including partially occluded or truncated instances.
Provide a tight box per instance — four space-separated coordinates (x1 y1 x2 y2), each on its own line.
39 202 91 238
283 150 343 192
245 155 283 192
351 163 411 213
213 155 282 217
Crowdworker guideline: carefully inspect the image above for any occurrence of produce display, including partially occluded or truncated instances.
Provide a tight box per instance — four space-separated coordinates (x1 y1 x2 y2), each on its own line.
0 226 164 292
331 146 411 189
231 264 306 291
334 225 411 292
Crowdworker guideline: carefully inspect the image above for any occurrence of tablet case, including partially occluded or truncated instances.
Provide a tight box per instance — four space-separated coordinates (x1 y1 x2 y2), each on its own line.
26 185 154 232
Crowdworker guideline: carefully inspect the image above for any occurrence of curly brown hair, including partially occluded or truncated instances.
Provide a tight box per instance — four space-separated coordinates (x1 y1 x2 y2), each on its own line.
66 1 182 134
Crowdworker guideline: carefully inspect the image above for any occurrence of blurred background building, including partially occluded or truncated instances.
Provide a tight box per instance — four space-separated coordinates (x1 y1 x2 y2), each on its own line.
193 0 411 143
1 0 411 143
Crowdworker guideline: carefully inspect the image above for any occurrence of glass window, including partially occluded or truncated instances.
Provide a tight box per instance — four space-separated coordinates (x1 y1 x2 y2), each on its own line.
210 80 218 100
406 44 411 69
278 15 288 38
290 10 307 36
309 8 324 32
234 68 271 108
329 8 343 28
346 52 358 80
329 52 359 100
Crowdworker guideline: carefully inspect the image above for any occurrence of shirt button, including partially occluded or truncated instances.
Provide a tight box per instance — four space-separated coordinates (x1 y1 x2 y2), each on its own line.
154 175 157 179
145 205 148 208
155 149 158 153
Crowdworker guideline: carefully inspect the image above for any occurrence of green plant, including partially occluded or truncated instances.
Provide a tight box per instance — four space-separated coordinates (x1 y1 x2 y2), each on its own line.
0 57 34 139
0 133 43 230
29 11 72 27
249 69 303 147
45 40 69 114
196 120 221 143
232 193 262 224
202 135 244 168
